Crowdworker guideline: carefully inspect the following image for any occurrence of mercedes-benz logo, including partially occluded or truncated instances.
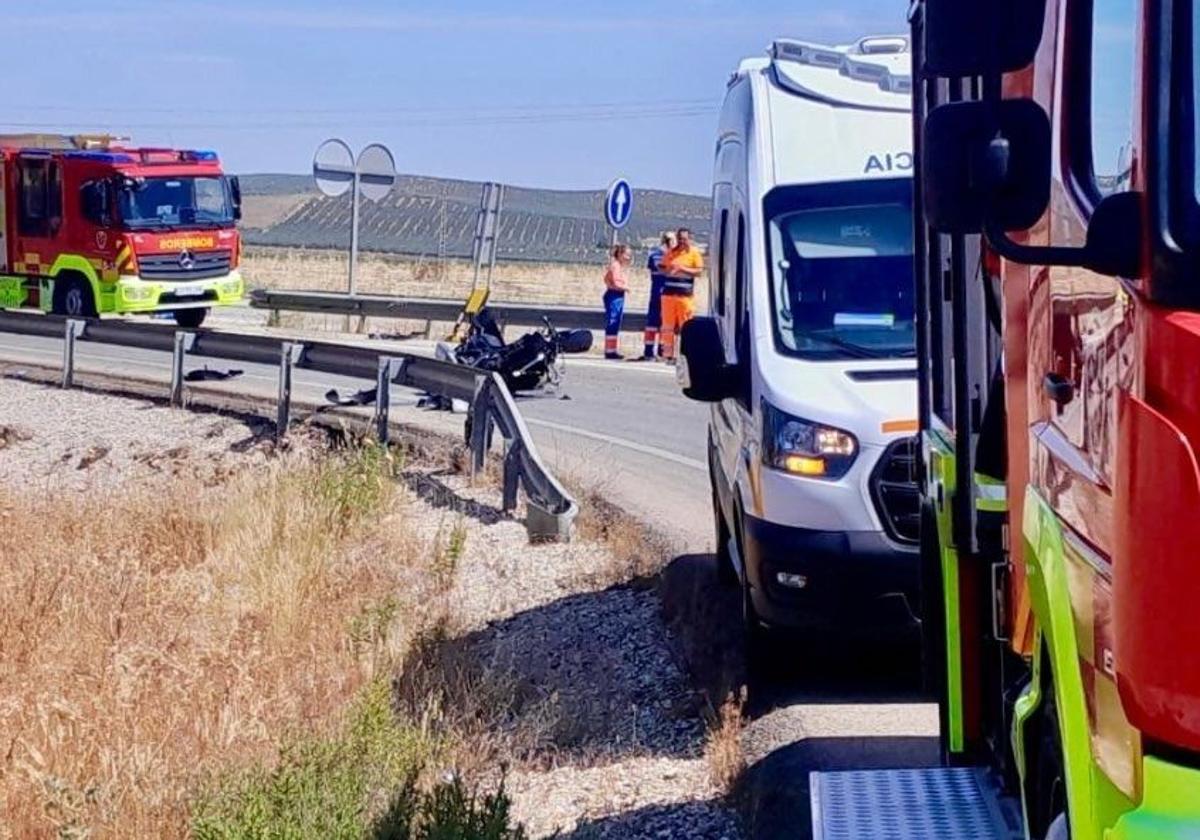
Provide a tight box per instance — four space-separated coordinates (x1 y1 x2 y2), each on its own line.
178 249 196 270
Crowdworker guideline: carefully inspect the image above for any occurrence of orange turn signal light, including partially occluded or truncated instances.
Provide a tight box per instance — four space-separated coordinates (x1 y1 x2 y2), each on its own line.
882 419 919 434
784 455 826 476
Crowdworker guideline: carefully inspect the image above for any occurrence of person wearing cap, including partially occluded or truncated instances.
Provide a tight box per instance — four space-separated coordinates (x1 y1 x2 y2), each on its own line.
659 228 704 361
602 244 633 359
642 231 676 359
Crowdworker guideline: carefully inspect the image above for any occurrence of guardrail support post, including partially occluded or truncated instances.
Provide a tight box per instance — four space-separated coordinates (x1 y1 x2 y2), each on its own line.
502 439 522 512
469 377 494 476
374 356 405 444
276 342 304 439
169 331 197 407
61 319 86 389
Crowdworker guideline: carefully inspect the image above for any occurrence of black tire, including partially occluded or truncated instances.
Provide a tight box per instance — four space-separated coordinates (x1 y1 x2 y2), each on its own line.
1030 676 1069 840
733 502 773 677
172 308 208 328
711 474 737 587
53 276 97 318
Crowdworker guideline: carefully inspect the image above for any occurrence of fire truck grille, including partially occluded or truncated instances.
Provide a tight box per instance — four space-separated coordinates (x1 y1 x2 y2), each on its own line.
138 249 232 281
870 436 920 545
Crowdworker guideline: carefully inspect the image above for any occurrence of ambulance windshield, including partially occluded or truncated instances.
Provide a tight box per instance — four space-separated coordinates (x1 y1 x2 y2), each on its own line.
765 179 914 361
118 176 234 229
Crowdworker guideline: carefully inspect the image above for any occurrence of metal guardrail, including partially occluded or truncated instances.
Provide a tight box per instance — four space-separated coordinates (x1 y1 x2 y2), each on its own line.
0 311 577 541
250 289 650 333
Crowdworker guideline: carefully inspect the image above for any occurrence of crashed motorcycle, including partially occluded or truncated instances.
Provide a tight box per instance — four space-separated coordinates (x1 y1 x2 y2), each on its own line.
450 308 593 393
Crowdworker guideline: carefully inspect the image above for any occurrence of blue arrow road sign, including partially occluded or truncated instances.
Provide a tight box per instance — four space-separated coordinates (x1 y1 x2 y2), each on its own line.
605 178 633 229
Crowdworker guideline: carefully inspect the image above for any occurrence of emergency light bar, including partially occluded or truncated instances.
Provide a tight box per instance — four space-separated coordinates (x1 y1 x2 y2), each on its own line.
129 148 221 164
62 151 136 164
770 37 913 101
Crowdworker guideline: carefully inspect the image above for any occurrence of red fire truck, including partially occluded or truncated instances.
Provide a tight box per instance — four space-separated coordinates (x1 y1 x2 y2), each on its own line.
809 1 1200 838
0 134 245 327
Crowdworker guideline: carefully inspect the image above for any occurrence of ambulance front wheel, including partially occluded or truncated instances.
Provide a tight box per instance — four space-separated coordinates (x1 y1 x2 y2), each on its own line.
172 308 208 328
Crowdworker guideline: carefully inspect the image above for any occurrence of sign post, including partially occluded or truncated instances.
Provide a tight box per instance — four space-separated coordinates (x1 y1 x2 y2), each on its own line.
603 177 633 249
313 139 397 298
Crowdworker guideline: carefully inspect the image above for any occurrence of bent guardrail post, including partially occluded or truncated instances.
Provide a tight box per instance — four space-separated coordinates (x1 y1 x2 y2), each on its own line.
468 375 493 476
170 331 197 407
487 374 578 542
61 319 86 389
276 342 305 440
502 438 523 512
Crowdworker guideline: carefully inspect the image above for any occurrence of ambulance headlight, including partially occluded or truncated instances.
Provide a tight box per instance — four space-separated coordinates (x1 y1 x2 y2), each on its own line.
762 401 857 479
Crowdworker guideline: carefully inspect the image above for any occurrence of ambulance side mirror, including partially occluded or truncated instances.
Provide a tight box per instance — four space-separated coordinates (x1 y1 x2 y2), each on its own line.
679 317 737 403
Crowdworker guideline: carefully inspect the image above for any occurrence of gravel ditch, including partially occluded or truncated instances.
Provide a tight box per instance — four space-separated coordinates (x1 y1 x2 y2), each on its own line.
0 377 300 495
1 376 744 839
398 469 743 838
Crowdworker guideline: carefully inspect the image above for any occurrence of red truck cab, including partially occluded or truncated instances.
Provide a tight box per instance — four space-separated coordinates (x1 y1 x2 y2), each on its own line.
0 134 245 327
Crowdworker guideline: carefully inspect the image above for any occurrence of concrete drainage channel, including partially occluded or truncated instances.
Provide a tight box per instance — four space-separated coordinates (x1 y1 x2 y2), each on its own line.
0 310 577 541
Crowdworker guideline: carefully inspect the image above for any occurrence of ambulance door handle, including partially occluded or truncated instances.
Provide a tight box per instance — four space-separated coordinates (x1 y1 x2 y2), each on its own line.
1043 373 1074 405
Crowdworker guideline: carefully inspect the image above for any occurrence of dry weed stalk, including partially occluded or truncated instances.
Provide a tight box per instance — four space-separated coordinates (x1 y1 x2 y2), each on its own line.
0 446 433 838
704 689 747 794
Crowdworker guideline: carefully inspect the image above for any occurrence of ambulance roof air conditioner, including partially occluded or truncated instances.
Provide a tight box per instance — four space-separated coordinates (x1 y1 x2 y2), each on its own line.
769 36 912 110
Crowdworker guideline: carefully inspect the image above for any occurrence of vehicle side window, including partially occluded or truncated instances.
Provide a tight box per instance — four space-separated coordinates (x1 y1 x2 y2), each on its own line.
18 160 50 237
1089 0 1138 196
734 213 751 404
48 163 62 230
80 180 111 226
1194 0 1200 202
714 208 729 316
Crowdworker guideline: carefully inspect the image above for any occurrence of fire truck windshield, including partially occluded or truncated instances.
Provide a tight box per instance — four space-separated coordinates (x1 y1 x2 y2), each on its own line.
118 176 234 230
765 179 915 361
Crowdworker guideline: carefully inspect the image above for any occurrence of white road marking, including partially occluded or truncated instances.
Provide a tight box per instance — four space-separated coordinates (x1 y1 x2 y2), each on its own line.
524 416 706 471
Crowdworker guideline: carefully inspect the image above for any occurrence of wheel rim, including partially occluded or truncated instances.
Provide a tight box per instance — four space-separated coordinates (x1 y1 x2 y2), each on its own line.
65 287 84 315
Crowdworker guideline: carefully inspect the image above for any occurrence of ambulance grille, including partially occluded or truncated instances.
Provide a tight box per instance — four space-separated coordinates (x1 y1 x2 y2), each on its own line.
139 249 232 281
870 436 920 545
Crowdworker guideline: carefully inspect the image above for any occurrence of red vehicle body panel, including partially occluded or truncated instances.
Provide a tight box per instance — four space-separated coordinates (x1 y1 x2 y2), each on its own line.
997 0 1200 757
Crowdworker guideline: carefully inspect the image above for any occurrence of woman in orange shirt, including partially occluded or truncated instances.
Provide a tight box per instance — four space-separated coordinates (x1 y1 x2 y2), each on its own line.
602 244 633 360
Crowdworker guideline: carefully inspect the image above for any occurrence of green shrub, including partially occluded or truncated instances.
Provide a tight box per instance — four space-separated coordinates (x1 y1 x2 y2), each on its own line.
414 776 527 840
317 444 400 535
191 681 526 840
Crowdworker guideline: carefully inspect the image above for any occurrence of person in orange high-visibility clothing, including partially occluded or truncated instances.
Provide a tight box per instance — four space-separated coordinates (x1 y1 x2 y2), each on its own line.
659 227 704 361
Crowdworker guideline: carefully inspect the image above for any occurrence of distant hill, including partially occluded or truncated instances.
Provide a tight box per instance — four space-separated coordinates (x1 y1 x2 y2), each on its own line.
237 173 711 265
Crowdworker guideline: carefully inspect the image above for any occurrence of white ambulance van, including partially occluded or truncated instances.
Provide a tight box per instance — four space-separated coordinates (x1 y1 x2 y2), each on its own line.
679 36 919 647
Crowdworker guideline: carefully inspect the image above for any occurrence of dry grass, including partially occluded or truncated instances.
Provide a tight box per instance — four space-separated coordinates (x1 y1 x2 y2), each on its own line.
0 443 452 838
242 245 711 312
572 485 670 589
704 690 747 794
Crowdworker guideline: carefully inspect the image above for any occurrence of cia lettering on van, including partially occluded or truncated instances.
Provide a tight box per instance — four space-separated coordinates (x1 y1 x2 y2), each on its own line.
864 152 914 174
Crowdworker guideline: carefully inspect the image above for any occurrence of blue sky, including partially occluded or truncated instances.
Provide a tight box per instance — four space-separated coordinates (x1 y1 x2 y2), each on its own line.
6 1 908 195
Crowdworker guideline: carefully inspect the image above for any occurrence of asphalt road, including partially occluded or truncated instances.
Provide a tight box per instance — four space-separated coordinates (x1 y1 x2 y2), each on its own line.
0 312 937 838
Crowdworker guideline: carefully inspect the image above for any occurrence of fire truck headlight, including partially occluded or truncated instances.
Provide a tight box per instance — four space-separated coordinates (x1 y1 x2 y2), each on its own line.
122 286 155 302
220 278 243 296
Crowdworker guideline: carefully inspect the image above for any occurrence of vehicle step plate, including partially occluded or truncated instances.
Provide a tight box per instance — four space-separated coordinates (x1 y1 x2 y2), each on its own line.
811 767 1023 840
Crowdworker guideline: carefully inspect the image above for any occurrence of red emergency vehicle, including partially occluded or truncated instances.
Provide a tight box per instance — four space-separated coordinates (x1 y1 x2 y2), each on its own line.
0 134 245 327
